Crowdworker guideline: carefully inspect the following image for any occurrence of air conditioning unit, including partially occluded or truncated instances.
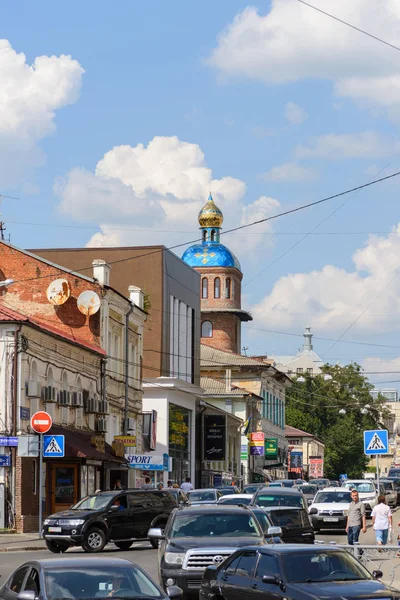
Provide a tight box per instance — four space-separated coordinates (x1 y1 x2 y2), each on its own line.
42 386 57 403
97 417 108 432
85 397 97 413
124 417 136 431
98 400 109 414
58 390 71 406
71 391 84 407
27 381 41 398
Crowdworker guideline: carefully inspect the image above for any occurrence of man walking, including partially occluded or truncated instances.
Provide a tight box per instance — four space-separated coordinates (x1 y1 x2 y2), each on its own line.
141 476 153 489
346 489 367 545
181 477 193 492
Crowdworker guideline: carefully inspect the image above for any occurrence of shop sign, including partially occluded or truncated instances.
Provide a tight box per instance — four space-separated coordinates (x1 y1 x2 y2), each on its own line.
290 451 303 470
91 435 105 454
204 415 226 461
309 457 324 478
112 440 125 458
250 443 264 456
250 432 265 442
0 437 18 447
169 404 189 451
265 438 278 460
114 435 137 446
126 453 169 471
240 444 248 460
0 455 11 467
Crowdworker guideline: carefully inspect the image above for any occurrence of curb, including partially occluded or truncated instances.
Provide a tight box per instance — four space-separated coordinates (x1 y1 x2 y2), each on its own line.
0 545 47 553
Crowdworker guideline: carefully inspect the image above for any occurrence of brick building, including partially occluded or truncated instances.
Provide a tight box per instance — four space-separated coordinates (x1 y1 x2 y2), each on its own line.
181 193 252 353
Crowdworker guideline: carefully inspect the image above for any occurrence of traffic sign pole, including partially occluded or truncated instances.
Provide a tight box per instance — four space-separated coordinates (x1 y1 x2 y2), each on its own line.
38 434 43 538
377 455 380 496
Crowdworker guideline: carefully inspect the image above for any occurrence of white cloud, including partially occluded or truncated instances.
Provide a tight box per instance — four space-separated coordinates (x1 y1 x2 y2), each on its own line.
208 1 400 118
56 135 280 253
284 102 308 125
296 132 400 160
260 161 317 182
0 39 84 186
361 356 400 383
252 225 400 333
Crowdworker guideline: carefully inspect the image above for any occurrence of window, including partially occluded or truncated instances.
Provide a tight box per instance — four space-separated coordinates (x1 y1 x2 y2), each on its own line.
203 230 207 242
226 278 231 299
225 555 242 574
211 229 216 241
202 278 208 299
47 367 54 387
25 569 40 595
296 368 303 374
201 321 213 338
62 371 68 392
236 551 257 576
255 554 279 579
214 277 221 298
307 368 313 374
9 566 29 593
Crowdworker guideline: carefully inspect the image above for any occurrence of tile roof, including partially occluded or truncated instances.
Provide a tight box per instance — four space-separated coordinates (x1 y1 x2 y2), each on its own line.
285 425 314 438
201 344 271 368
201 376 251 397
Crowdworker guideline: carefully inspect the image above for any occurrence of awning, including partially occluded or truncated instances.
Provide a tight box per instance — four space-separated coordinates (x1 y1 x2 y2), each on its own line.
49 425 127 464
254 468 273 481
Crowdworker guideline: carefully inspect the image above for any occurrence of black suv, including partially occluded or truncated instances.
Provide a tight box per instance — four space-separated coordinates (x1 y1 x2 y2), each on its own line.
149 504 276 599
42 490 176 553
261 507 315 543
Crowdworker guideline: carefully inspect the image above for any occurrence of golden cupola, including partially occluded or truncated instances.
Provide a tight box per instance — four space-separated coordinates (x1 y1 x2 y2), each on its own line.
198 193 224 228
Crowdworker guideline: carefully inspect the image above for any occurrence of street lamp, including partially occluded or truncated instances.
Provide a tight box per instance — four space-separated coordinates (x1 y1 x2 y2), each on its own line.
338 408 346 415
0 279 14 287
323 374 333 381
297 376 306 383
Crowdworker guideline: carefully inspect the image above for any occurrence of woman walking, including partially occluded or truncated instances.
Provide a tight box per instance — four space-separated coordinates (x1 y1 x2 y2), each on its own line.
371 495 392 545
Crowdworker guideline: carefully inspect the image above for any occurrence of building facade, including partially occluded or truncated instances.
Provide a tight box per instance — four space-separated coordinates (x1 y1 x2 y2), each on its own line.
285 425 325 479
273 327 323 377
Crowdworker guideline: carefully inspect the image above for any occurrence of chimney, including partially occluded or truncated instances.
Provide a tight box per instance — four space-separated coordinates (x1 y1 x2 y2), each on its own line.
92 260 111 286
129 285 144 309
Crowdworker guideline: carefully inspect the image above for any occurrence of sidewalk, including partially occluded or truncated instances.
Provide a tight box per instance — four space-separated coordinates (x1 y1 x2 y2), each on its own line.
0 534 46 552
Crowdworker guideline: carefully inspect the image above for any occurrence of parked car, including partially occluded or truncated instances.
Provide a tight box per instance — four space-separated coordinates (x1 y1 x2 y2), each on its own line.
249 507 283 542
215 486 241 495
386 477 400 505
271 479 295 488
200 545 391 600
379 479 397 508
164 488 189 505
341 479 378 515
309 478 331 489
218 494 253 506
269 482 284 487
243 483 268 494
293 484 318 506
186 489 222 504
149 504 275 599
308 487 351 532
261 507 315 544
0 557 183 600
250 487 307 509
329 480 340 487
42 489 176 553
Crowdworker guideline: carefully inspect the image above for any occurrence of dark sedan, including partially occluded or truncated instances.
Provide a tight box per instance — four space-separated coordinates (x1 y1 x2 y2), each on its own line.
0 557 183 600
200 545 396 600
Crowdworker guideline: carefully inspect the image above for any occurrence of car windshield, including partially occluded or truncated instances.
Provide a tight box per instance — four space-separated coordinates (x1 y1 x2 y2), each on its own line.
217 488 235 495
255 494 304 508
187 491 216 502
251 510 269 532
269 482 283 487
381 481 394 490
170 514 261 538
71 494 116 511
389 469 400 478
282 551 371 583
218 496 252 505
342 482 375 493
297 485 317 495
314 491 351 503
266 509 304 528
310 479 329 485
44 566 163 600
244 486 264 494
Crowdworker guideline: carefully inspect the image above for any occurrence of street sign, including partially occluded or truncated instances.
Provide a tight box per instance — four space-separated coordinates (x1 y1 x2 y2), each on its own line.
339 474 348 482
43 435 65 458
265 438 278 460
364 429 389 455
31 411 52 434
17 435 39 457
0 437 18 447
20 407 30 420
0 455 11 467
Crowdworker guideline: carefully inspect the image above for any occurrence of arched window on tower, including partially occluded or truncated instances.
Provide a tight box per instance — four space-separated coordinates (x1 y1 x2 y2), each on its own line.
214 277 221 299
203 230 207 242
225 277 231 299
202 277 208 299
211 229 216 242
201 321 213 338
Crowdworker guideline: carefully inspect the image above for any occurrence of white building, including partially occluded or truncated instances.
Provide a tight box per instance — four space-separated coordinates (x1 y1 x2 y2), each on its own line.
272 326 323 377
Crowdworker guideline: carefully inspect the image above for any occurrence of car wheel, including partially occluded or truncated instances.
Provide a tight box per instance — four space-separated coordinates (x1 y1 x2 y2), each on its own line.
82 527 107 553
114 541 133 550
45 540 69 553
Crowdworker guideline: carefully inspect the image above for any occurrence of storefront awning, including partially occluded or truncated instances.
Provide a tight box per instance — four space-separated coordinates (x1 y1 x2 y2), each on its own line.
50 426 127 464
254 468 273 481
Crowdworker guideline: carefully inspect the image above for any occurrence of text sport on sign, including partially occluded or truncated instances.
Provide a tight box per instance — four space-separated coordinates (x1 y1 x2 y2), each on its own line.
30 411 52 434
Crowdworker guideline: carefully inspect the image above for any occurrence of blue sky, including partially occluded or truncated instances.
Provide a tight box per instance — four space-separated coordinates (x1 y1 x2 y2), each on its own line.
2 0 400 388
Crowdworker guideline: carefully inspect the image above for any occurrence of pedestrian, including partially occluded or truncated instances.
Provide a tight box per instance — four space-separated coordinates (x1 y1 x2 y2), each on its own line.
141 476 153 489
372 495 392 545
167 480 173 488
113 479 124 490
181 477 193 492
157 482 163 490
172 483 179 489
346 489 367 545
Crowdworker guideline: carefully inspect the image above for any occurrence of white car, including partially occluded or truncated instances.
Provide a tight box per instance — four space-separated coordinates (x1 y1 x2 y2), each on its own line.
308 487 351 532
217 494 253 506
341 479 378 515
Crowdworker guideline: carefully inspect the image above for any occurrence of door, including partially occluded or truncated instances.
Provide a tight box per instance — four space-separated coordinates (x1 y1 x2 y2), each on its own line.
23 568 41 598
4 565 30 600
128 492 155 538
252 553 283 600
107 494 133 540
50 463 79 513
219 551 258 600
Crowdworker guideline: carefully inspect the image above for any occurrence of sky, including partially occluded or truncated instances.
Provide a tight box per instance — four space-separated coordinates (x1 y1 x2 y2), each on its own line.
2 0 400 391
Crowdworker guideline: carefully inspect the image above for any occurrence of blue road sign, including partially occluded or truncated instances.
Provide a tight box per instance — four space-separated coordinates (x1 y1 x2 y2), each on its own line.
43 435 65 458
364 429 389 456
0 455 11 467
339 474 348 482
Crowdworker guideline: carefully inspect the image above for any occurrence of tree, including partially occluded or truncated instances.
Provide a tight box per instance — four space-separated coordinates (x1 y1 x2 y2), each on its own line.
286 363 390 478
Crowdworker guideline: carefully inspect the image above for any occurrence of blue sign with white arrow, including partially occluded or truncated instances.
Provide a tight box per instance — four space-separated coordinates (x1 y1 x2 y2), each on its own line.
43 435 65 458
364 429 389 456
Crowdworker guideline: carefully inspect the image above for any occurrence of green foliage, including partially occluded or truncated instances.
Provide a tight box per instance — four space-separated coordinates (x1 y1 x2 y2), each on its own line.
286 363 389 479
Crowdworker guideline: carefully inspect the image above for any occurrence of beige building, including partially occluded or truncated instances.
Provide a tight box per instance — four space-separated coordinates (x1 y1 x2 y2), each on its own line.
285 425 325 478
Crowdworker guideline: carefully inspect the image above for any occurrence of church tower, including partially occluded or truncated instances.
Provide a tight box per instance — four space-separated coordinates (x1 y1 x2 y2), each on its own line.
182 193 252 353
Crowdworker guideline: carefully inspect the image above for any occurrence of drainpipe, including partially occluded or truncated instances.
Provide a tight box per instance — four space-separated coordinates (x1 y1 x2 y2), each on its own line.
101 357 107 403
123 302 134 435
11 326 21 529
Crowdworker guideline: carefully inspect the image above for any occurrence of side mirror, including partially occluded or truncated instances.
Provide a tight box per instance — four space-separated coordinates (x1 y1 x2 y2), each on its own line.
262 575 279 585
166 586 183 599
109 505 119 512
309 508 318 515
18 592 36 600
205 565 218 574
372 570 383 580
148 527 165 540
266 526 282 537
307 499 313 505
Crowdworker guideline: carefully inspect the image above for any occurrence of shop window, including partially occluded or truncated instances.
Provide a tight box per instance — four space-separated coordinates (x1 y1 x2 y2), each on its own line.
226 278 231 299
214 277 221 299
202 278 208 299
201 321 213 338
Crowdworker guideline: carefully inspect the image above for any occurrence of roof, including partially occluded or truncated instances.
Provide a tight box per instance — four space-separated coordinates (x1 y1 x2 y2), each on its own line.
176 504 251 514
32 557 134 568
50 425 125 463
201 376 251 397
253 487 304 496
285 425 314 438
201 344 272 368
182 242 241 271
203 308 252 322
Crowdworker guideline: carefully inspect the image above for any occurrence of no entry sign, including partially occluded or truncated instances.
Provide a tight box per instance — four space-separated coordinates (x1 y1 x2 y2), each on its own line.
31 411 52 434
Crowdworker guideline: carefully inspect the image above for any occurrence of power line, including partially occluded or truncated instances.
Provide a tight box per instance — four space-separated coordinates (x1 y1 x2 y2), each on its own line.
295 0 400 53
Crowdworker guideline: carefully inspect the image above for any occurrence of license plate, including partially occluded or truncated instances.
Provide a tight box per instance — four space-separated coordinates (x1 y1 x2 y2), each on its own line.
48 527 62 532
323 517 339 522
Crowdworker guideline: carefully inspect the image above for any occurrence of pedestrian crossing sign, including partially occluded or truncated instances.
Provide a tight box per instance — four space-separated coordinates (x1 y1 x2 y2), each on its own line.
363 429 389 456
43 434 65 458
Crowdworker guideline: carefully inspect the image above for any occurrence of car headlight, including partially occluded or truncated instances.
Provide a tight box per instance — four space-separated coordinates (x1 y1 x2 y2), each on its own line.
165 552 186 566
59 519 85 526
43 519 51 525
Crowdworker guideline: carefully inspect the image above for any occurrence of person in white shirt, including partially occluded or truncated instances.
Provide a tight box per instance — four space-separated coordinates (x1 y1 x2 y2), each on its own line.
371 495 392 545
180 477 193 492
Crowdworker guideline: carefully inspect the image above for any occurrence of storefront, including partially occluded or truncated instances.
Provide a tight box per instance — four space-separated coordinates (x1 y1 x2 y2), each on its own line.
125 454 169 486
168 403 191 484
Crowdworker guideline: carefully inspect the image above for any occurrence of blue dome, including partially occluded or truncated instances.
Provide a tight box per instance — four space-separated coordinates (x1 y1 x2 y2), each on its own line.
182 242 241 271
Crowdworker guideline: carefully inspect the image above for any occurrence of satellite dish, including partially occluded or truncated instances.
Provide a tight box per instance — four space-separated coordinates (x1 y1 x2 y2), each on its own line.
77 290 101 316
46 279 70 305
